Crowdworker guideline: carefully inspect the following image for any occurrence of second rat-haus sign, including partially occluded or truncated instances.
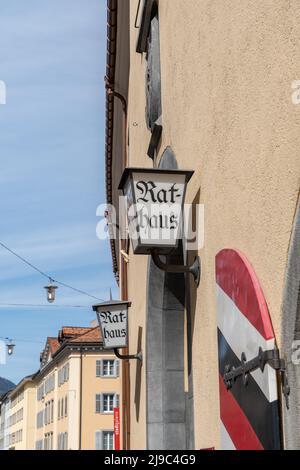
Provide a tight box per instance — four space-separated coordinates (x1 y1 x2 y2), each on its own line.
93 300 131 350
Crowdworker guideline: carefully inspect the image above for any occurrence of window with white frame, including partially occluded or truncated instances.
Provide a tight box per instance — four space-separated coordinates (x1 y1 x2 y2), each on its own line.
96 359 119 377
57 432 68 450
35 439 43 450
37 383 45 401
45 373 55 395
95 430 114 450
95 393 119 414
36 410 44 429
44 432 53 451
58 363 69 387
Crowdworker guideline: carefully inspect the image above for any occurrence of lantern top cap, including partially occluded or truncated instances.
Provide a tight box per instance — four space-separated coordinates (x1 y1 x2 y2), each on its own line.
92 300 131 312
118 167 194 190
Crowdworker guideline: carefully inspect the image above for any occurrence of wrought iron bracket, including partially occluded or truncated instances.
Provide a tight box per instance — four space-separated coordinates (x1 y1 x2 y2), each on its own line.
114 348 143 362
224 347 290 409
151 251 201 287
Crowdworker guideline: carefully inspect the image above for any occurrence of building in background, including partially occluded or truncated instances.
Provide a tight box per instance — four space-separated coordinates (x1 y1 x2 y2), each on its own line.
34 326 121 450
6 375 36 450
105 0 300 450
0 326 121 450
0 391 12 450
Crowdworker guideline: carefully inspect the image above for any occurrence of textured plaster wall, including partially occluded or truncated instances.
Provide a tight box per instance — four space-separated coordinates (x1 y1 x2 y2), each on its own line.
125 0 300 449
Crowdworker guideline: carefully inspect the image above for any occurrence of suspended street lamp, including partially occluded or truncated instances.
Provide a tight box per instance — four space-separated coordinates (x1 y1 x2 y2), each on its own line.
6 338 15 356
44 279 58 303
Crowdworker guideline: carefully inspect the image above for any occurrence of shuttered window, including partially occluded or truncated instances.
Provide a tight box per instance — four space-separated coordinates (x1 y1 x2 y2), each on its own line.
95 393 119 413
96 359 120 377
95 431 114 450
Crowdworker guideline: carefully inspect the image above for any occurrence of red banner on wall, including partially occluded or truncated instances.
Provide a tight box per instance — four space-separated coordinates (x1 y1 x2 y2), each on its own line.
114 407 120 450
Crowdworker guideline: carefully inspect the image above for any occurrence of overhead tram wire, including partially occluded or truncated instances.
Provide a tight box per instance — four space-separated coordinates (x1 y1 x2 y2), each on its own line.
0 336 44 345
0 240 105 302
0 303 90 308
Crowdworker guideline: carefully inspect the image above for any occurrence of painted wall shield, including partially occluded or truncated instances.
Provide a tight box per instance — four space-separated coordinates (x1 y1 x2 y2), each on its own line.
216 249 282 450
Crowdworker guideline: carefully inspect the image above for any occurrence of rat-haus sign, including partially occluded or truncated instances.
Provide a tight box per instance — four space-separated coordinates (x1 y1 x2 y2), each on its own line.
119 168 194 254
93 300 131 350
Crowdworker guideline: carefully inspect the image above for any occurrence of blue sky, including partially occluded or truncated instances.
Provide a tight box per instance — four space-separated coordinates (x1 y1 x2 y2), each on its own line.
0 0 117 384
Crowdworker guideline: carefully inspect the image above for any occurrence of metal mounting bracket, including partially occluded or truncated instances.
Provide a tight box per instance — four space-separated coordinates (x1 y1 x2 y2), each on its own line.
114 348 143 362
151 251 201 286
223 347 290 409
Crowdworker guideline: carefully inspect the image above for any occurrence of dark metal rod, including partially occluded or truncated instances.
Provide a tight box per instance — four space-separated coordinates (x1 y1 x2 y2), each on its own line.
114 348 143 362
150 251 201 286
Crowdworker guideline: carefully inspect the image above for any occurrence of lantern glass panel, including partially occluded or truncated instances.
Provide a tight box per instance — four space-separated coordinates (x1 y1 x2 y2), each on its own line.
120 169 193 255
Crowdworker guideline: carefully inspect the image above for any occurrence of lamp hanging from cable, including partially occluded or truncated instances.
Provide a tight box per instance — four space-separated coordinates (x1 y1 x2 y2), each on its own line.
6 338 15 356
44 278 58 303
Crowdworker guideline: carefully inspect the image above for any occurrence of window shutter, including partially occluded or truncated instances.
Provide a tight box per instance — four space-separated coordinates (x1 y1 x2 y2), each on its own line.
145 14 162 131
100 394 104 413
115 360 120 377
95 431 103 450
100 360 104 377
96 394 102 413
65 432 68 450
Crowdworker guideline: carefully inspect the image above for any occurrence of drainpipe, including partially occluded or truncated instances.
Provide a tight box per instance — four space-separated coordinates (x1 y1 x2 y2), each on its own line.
105 81 131 451
78 349 83 450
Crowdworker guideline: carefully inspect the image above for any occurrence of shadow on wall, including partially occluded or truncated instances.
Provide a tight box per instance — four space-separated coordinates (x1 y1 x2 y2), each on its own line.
281 190 300 450
134 326 143 422
186 188 201 376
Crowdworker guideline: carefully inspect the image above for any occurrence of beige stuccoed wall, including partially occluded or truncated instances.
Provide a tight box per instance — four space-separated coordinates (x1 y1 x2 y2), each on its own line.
9 383 36 450
80 352 122 450
124 0 300 449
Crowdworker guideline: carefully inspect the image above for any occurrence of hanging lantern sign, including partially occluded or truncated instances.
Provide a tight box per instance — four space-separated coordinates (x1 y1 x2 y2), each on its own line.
119 168 194 255
93 300 131 350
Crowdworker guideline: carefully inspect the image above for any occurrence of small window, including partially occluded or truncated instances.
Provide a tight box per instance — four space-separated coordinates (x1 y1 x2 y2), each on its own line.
96 359 119 377
95 393 119 414
95 431 114 450
103 394 114 413
103 360 116 377
103 431 114 450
